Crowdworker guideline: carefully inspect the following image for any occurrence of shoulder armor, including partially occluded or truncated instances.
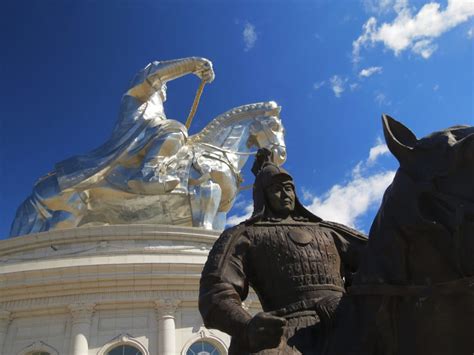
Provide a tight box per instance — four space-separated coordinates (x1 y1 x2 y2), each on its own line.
203 223 249 275
319 220 368 242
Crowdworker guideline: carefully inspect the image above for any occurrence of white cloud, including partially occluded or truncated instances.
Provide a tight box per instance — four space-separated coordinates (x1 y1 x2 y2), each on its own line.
353 0 474 61
329 75 348 97
243 22 257 51
350 83 360 91
307 171 395 228
227 203 253 226
393 0 409 13
363 0 408 14
363 0 387 14
301 187 315 202
411 39 438 58
227 141 395 229
359 66 383 77
374 92 391 106
313 81 326 90
353 17 378 63
368 140 389 164
306 141 395 228
316 76 356 96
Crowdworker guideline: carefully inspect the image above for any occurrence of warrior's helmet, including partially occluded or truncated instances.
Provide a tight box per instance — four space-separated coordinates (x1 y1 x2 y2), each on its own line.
249 148 321 223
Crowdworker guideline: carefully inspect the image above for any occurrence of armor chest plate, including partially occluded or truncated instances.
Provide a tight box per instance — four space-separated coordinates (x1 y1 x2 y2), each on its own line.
246 224 344 310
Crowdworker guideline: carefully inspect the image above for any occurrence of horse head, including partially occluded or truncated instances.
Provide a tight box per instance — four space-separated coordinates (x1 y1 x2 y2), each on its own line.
248 105 286 166
358 115 474 287
189 101 286 170
383 114 474 201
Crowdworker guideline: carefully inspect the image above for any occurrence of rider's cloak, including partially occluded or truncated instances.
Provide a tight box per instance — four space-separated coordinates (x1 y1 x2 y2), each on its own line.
54 61 187 191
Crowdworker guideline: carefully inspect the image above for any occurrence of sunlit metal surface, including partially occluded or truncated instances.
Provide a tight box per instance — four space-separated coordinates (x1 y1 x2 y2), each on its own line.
10 58 286 237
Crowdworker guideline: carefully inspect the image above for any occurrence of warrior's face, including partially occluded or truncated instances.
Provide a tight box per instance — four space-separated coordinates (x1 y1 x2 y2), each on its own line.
265 175 296 217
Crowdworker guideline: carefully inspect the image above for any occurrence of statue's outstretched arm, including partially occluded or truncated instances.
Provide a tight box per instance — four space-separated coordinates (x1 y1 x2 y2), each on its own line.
127 57 214 102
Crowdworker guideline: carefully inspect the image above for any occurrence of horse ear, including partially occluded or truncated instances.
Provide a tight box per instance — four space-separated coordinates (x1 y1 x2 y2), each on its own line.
382 114 417 163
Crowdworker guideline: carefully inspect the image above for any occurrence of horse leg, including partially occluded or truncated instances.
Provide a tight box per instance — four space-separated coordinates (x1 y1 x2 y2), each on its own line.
198 179 222 230
211 169 238 230
189 156 240 230
212 212 227 230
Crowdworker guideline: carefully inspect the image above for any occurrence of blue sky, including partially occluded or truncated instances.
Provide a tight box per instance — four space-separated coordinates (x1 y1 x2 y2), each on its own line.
1 0 473 238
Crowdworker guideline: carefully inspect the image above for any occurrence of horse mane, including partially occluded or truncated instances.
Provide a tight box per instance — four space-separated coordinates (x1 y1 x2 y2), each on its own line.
188 101 281 144
421 125 474 146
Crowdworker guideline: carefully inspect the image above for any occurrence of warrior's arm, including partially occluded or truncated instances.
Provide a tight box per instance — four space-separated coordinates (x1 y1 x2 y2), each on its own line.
128 57 214 102
151 57 214 83
199 225 253 337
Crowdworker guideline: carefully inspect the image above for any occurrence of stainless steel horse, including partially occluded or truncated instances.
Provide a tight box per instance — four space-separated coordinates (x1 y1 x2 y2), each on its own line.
10 101 285 236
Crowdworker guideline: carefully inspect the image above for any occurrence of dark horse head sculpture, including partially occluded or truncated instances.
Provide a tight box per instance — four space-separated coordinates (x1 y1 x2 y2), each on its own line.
335 116 474 355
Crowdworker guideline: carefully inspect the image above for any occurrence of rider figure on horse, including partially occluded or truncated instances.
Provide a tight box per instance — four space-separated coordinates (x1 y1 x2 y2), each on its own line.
56 57 215 195
10 57 214 236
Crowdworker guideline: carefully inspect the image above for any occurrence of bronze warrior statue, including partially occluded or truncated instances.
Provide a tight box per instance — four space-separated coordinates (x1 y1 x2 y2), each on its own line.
199 148 367 354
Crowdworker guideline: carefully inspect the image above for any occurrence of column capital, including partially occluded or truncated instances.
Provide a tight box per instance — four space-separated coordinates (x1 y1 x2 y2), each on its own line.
154 299 181 318
68 303 95 325
155 299 179 355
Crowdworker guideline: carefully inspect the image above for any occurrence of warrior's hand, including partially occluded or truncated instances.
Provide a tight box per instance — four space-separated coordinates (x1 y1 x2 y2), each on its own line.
245 312 287 352
194 58 215 83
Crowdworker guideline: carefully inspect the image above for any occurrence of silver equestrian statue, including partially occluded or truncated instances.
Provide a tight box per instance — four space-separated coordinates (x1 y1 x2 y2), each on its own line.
10 57 286 237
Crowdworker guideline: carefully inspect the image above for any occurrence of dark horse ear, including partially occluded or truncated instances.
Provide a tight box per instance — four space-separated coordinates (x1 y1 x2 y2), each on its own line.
382 114 417 164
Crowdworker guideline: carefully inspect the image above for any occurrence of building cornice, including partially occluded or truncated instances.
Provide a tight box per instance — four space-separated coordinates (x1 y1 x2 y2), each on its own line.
0 290 261 318
0 224 220 258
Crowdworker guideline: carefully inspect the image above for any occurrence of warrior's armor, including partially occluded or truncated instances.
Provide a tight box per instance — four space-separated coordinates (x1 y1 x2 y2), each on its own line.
199 150 367 354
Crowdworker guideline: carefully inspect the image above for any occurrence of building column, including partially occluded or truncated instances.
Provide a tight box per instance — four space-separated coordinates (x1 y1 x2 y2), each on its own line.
68 303 95 355
155 299 181 355
0 311 11 355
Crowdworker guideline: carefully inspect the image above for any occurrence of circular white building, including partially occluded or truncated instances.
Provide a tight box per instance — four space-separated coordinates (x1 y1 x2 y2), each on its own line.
0 225 259 355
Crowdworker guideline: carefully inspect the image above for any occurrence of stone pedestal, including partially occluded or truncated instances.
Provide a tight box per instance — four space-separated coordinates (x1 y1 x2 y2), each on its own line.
69 303 95 355
155 299 181 355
